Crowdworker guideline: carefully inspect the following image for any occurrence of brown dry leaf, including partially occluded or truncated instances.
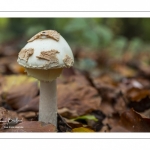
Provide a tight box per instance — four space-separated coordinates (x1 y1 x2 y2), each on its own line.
92 74 120 116
112 63 136 77
0 107 26 129
0 75 39 110
0 56 17 74
1 121 56 132
92 74 119 102
99 101 116 117
57 114 72 132
119 78 144 95
19 111 38 120
58 107 78 118
93 74 118 88
113 92 128 114
0 107 24 121
102 114 120 132
111 109 150 132
65 118 84 129
9 62 25 74
100 125 110 132
129 95 150 112
125 87 150 112
0 41 18 56
140 109 150 118
0 75 38 93
138 63 150 78
18 96 39 112
58 75 101 118
127 87 150 102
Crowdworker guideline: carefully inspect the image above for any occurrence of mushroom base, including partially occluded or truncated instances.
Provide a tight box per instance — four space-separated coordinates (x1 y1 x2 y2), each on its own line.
26 68 63 82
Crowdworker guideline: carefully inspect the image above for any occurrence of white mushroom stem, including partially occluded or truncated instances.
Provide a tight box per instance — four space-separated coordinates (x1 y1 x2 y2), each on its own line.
39 80 57 127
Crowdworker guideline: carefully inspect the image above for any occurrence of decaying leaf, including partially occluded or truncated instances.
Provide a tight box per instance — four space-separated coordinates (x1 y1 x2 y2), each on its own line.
0 75 39 110
125 87 150 112
57 113 72 132
1 121 56 132
57 75 101 118
72 127 95 132
0 107 26 129
0 75 37 93
19 111 38 121
9 62 25 74
1 41 150 133
112 63 136 77
127 87 150 102
92 74 119 102
18 96 39 112
111 109 150 132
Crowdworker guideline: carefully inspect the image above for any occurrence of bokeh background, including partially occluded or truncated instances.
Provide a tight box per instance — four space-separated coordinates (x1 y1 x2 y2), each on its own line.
1 18 150 73
1 18 150 50
1 18 150 132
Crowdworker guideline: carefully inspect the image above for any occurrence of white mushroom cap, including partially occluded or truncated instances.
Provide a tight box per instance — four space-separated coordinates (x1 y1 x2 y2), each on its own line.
17 30 74 70
17 30 74 81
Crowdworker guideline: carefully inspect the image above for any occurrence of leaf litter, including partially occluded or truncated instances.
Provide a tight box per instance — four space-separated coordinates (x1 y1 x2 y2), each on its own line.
0 41 150 132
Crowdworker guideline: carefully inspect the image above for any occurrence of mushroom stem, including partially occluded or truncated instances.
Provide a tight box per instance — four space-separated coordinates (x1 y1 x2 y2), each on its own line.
39 80 57 127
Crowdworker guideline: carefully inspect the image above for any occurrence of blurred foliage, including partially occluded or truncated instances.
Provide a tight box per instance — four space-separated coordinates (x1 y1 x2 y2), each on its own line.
0 18 150 52
75 58 97 71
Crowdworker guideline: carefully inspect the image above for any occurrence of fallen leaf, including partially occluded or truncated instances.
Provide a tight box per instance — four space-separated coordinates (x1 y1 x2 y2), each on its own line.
0 75 38 93
72 127 95 132
0 121 56 132
58 107 78 118
65 119 84 129
129 95 150 112
99 101 116 117
92 74 119 102
9 62 25 74
0 56 18 74
18 96 39 112
0 107 25 121
57 113 72 132
72 115 98 122
127 87 150 102
111 108 150 132
114 92 128 114
112 63 136 77
125 87 150 112
0 107 26 129
1 75 39 110
58 77 101 118
19 111 38 120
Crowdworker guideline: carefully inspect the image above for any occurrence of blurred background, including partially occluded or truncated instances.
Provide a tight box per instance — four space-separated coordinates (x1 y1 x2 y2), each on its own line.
1 18 150 50
1 18 150 132
1 18 150 46
0 18 150 75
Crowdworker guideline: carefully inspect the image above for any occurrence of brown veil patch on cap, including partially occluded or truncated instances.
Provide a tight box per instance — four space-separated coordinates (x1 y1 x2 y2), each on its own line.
28 30 60 42
18 48 34 62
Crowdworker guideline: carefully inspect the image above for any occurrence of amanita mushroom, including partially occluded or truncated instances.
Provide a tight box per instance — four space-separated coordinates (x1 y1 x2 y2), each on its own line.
17 30 74 127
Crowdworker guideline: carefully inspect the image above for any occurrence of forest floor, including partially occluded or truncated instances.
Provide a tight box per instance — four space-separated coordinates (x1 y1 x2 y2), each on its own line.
0 39 150 132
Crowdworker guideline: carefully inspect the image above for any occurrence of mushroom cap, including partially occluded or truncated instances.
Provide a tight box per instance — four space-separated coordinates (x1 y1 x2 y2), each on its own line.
17 30 74 70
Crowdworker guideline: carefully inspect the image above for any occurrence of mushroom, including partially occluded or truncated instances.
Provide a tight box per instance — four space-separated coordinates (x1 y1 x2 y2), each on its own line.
17 30 74 127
